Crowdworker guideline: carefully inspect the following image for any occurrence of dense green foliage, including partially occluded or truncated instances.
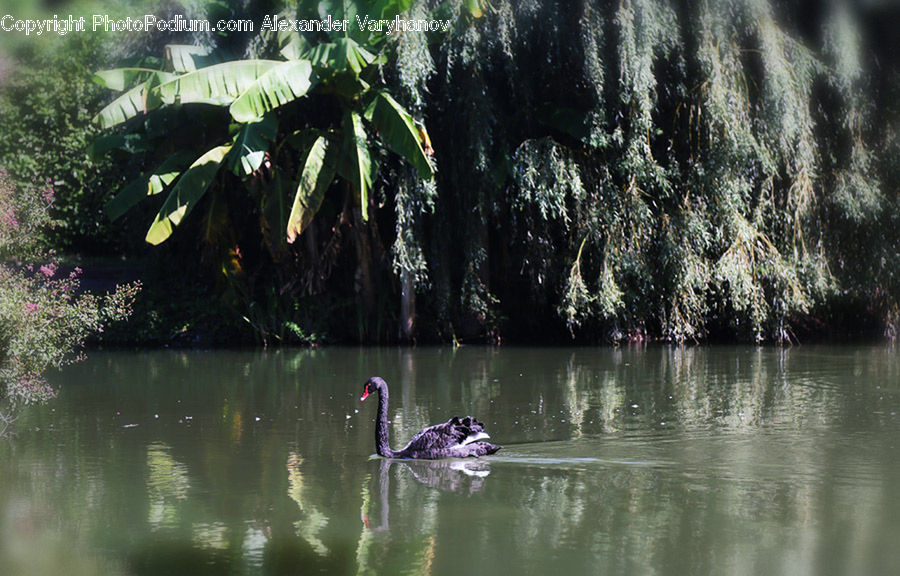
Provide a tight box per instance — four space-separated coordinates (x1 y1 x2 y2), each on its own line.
0 34 125 253
94 0 899 343
398 0 898 342
3 0 896 344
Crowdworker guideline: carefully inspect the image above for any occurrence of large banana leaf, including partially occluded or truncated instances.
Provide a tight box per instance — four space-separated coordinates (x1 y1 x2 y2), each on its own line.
228 113 278 175
165 44 214 73
156 61 281 106
364 92 434 179
94 84 144 129
307 38 375 75
286 136 338 243
277 31 311 61
228 60 315 123
105 180 150 223
148 151 195 196
338 111 375 221
145 144 232 245
337 38 376 74
92 67 167 91
93 71 174 129
105 151 194 221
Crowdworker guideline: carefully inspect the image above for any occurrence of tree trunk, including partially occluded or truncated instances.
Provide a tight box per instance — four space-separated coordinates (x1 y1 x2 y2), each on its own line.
352 205 376 339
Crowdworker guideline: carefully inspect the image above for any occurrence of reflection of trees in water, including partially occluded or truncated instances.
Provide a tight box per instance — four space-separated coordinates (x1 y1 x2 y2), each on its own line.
563 353 592 438
145 442 190 529
286 452 329 556
3 346 899 574
522 345 861 436
347 346 900 574
356 456 493 575
456 451 883 575
357 459 445 576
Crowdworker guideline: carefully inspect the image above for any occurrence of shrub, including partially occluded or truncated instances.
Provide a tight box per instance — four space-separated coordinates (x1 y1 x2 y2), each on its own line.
0 170 139 405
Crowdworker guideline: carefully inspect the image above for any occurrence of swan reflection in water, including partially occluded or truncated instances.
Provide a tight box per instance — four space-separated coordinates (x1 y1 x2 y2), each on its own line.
396 458 491 493
362 458 491 532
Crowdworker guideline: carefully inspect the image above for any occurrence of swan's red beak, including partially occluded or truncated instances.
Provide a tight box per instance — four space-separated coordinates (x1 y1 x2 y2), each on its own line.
360 388 370 401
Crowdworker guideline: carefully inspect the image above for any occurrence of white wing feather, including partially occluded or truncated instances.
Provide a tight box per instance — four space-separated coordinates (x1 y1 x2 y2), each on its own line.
460 431 490 446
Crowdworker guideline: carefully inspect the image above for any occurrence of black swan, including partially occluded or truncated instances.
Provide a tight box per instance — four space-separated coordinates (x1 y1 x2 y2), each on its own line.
360 376 501 459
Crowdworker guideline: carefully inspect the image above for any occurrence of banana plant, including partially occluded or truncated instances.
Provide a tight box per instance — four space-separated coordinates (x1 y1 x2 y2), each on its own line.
92 2 435 247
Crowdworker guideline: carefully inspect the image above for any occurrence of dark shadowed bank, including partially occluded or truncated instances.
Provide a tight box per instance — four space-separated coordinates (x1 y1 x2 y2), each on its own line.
1 0 898 347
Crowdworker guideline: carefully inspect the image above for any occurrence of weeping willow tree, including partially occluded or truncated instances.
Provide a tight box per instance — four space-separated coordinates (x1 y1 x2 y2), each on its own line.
383 0 896 343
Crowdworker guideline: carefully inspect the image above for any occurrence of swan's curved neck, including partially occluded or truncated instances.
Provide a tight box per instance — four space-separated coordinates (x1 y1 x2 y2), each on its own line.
375 386 397 458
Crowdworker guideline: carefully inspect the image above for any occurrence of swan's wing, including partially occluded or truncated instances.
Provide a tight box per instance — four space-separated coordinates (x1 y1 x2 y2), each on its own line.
460 431 490 446
400 416 489 452
400 422 460 453
453 416 490 445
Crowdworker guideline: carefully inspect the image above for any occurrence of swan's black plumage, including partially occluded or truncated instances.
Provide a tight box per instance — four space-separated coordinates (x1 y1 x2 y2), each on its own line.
360 376 502 459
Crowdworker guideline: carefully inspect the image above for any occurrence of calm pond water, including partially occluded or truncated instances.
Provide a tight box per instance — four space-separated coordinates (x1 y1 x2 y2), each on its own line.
1 345 900 576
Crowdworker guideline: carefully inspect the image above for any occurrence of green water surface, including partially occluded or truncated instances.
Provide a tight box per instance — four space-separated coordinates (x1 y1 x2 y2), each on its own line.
1 345 899 575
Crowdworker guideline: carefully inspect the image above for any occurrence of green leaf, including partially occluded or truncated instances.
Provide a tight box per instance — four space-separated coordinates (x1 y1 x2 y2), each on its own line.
286 136 338 243
306 42 337 69
278 31 311 61
364 91 434 179
104 151 194 221
308 38 375 75
145 144 232 245
228 60 314 123
283 129 321 153
165 44 214 73
94 84 145 129
156 60 281 106
228 113 278 175
92 68 165 91
324 73 371 100
338 38 376 74
105 179 149 223
93 72 174 129
464 0 485 18
338 111 375 221
148 151 195 196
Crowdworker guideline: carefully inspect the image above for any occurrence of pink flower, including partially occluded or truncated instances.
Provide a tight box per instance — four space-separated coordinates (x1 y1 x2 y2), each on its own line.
25 302 39 314
39 263 57 277
1 208 18 230
43 187 55 203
